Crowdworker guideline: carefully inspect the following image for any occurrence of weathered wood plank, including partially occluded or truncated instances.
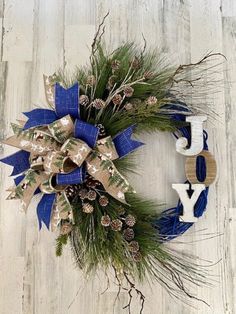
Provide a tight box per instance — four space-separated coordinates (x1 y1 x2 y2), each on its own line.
2 0 34 61
0 1 235 314
0 257 24 314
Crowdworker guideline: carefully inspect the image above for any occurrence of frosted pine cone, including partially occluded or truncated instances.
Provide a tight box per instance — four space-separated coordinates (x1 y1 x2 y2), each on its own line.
78 188 88 200
110 219 123 231
123 228 135 241
116 206 126 215
143 71 154 80
130 56 141 69
92 98 106 109
112 94 122 105
65 185 80 200
101 215 111 227
123 86 134 97
132 251 142 262
111 59 121 70
82 203 94 214
86 75 96 86
125 214 136 227
146 96 157 105
60 222 72 235
124 102 133 111
86 177 100 189
107 75 117 90
87 189 97 201
99 195 109 207
128 241 139 253
96 123 106 137
79 95 89 106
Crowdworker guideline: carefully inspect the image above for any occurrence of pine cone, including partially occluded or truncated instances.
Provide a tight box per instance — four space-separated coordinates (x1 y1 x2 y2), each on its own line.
78 188 88 200
130 56 141 69
82 203 94 214
86 75 96 86
124 102 133 111
132 251 142 262
128 241 139 253
99 195 109 207
96 123 106 137
111 59 121 71
60 222 72 235
123 228 135 241
86 177 100 189
107 75 117 90
112 94 122 105
87 189 97 201
146 96 157 106
92 98 106 109
143 71 154 80
116 206 126 215
79 95 89 106
101 215 111 227
65 185 80 200
123 86 134 97
110 219 123 231
125 214 136 227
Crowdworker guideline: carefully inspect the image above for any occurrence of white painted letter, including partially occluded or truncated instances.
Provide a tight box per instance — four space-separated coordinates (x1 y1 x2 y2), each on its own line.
172 183 206 222
176 115 207 156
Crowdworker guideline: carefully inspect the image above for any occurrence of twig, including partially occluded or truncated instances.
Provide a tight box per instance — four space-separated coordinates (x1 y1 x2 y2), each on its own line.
123 272 145 314
169 52 226 88
90 11 110 63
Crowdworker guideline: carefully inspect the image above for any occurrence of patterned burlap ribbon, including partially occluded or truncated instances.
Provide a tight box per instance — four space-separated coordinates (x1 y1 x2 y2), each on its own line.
3 116 131 215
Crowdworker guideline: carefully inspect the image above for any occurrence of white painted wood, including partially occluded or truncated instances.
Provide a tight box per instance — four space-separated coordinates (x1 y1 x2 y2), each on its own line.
172 183 206 222
176 115 207 156
0 0 235 313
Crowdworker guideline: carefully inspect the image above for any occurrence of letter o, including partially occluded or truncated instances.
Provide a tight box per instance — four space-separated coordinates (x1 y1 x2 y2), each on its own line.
185 150 217 187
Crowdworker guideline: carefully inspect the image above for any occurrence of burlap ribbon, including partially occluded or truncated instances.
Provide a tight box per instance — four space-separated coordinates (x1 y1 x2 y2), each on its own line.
1 79 143 230
3 116 131 214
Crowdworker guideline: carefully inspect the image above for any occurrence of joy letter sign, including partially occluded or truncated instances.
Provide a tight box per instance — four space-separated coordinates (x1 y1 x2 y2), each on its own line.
172 116 217 223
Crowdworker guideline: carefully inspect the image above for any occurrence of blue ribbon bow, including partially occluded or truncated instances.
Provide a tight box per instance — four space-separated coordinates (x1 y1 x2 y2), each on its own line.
1 82 144 229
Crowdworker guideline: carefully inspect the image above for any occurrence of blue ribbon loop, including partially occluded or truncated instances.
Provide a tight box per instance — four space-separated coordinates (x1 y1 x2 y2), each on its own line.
56 166 85 185
55 83 80 119
74 119 99 148
113 125 144 158
23 109 58 130
37 193 56 230
0 150 30 176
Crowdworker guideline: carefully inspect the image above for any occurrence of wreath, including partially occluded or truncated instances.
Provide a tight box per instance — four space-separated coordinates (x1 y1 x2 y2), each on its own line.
0 20 221 313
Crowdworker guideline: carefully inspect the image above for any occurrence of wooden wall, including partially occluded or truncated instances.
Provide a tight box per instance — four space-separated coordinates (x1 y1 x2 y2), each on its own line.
0 0 235 313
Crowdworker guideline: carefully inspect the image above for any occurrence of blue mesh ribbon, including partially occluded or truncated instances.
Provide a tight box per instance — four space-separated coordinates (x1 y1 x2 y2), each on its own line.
74 119 99 148
37 193 56 230
0 150 30 176
56 166 85 185
23 109 58 130
113 125 144 158
55 83 80 119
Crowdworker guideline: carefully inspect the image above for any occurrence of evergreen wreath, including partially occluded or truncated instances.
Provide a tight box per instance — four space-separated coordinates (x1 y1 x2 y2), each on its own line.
0 15 223 313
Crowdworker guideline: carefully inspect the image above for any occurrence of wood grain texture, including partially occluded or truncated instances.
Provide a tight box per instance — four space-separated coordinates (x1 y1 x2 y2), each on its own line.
0 0 235 313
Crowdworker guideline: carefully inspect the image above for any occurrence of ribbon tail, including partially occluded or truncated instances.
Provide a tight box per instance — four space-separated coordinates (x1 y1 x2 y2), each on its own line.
37 193 56 230
0 150 30 176
55 83 80 119
23 109 58 130
113 125 144 158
